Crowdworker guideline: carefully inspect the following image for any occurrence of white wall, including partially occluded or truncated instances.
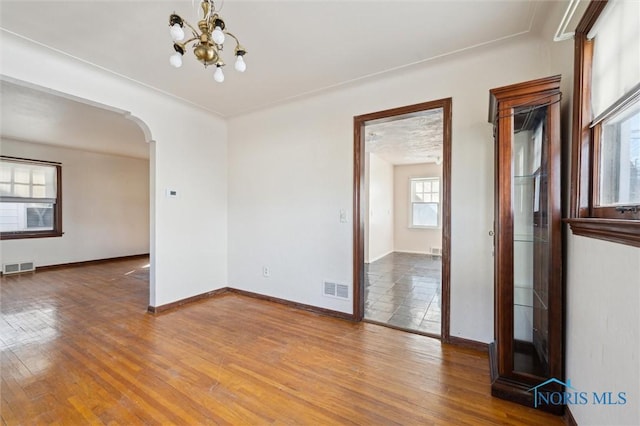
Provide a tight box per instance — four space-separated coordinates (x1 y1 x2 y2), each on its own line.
367 153 394 263
566 236 640 425
393 162 442 254
0 31 228 307
228 34 550 338
0 139 149 266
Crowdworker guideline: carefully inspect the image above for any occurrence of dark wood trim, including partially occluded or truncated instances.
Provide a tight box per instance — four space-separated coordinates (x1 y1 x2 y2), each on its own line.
353 114 365 321
0 155 62 166
492 340 564 416
588 111 640 223
440 98 452 343
491 376 564 416
363 318 440 340
0 230 64 240
227 288 354 321
445 336 489 352
353 99 450 124
148 287 229 314
55 162 63 237
574 0 608 34
570 32 593 218
353 98 452 340
590 206 640 221
588 85 640 220
0 160 63 241
34 253 150 272
1 253 148 276
568 0 640 246
564 218 640 247
489 75 563 120
564 406 578 426
150 286 357 319
490 76 564 414
590 122 602 212
570 0 608 218
488 341 499 382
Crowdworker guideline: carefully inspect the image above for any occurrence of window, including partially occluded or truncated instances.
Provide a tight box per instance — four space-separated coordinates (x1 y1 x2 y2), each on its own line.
0 156 62 240
595 99 640 212
410 177 440 228
568 0 640 247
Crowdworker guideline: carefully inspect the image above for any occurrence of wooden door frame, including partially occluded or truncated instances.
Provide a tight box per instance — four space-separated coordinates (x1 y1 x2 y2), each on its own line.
353 98 452 341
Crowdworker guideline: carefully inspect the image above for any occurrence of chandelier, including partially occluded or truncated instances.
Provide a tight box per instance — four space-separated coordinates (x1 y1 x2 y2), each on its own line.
168 0 247 83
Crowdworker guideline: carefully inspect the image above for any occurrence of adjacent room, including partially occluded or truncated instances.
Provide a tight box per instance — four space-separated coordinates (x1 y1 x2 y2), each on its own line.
362 107 446 335
1 0 638 425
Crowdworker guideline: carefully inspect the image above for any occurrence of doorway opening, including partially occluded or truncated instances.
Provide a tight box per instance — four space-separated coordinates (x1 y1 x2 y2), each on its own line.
353 99 451 340
0 77 154 308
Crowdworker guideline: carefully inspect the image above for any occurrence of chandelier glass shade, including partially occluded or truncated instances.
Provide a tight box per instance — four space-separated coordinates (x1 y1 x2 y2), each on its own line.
168 0 246 83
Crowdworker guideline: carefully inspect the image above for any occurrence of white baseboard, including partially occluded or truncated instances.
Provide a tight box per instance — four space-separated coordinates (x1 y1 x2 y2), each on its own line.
366 250 394 263
393 250 431 255
367 249 441 263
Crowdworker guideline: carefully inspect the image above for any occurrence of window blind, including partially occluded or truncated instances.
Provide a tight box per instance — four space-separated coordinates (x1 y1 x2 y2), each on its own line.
0 160 57 203
590 0 640 118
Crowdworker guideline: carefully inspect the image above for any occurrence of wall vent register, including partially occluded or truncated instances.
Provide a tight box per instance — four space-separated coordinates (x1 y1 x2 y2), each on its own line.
323 281 349 299
2 262 35 275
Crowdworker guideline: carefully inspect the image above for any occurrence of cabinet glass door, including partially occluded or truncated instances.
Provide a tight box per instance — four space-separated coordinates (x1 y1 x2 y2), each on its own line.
512 105 549 377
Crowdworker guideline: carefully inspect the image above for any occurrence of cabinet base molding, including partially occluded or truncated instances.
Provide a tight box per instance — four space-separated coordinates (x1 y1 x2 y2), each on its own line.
489 342 564 416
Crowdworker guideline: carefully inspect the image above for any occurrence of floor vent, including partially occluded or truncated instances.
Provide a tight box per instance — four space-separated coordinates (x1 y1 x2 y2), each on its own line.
3 262 36 275
430 247 442 256
323 281 349 300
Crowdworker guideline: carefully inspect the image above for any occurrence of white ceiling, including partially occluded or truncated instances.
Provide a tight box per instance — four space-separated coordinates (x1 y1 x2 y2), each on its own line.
0 0 563 158
0 0 554 118
365 109 443 165
0 80 149 159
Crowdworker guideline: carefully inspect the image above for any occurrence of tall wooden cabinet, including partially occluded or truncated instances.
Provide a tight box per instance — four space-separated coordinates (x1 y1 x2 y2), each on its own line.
488 75 564 414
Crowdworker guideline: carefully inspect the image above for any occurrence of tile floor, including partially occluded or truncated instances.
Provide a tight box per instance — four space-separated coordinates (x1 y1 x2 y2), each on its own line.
364 252 441 335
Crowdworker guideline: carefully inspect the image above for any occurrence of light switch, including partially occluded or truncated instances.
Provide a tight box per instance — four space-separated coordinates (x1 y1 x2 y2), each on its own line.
166 189 178 198
340 209 348 223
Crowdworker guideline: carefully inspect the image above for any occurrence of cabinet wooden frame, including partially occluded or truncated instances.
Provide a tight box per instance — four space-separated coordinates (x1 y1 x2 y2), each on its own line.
566 0 640 247
488 76 564 415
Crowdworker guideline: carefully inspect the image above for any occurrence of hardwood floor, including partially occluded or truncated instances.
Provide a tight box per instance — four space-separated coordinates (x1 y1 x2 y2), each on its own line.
1 258 563 425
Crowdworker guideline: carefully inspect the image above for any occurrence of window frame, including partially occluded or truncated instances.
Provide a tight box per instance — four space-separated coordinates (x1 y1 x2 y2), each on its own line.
567 0 640 248
409 176 441 229
0 156 63 240
591 90 640 219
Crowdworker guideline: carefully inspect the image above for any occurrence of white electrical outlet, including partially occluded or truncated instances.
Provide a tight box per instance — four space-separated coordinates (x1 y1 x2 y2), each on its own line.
262 266 270 278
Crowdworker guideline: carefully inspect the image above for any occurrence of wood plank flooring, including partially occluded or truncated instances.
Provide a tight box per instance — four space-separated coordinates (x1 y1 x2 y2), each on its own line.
1 257 564 425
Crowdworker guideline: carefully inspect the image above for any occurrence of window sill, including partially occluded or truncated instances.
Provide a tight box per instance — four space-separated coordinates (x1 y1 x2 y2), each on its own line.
1 231 64 241
564 218 640 248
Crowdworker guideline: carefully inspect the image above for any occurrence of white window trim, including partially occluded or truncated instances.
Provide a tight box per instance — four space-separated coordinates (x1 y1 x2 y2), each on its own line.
409 176 441 229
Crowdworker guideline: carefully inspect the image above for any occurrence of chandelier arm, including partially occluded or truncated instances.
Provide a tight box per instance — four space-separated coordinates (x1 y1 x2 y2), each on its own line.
182 20 201 38
224 32 241 47
224 32 246 55
181 36 199 47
